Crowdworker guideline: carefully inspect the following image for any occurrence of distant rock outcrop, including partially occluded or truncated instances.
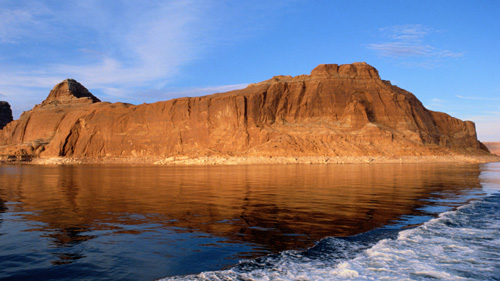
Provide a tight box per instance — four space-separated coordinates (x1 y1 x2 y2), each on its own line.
484 142 500 156
0 101 13 130
39 79 100 107
0 63 495 163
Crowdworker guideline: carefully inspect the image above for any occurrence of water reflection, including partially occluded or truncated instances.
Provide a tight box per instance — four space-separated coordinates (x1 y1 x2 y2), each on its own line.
0 163 483 268
0 198 5 232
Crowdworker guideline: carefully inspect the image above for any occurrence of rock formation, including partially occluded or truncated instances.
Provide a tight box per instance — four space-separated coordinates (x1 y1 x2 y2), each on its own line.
0 101 13 130
0 62 495 163
484 142 500 156
39 78 100 107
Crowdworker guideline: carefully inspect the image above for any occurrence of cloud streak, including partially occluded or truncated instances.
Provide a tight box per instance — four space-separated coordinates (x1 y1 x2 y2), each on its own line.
0 1 203 117
368 24 464 61
456 95 500 101
0 1 210 89
135 83 249 105
0 2 52 43
368 42 433 57
0 0 291 118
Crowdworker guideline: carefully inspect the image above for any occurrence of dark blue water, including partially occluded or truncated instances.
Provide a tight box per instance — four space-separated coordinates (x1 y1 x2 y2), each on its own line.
0 163 498 280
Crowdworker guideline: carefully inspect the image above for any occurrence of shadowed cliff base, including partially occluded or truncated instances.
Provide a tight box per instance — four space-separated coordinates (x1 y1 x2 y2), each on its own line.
0 62 498 164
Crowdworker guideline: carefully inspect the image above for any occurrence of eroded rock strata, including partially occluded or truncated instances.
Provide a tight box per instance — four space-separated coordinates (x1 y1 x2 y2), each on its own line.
0 62 495 163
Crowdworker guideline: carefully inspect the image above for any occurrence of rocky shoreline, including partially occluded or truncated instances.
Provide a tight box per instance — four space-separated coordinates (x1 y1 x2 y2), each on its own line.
0 154 495 166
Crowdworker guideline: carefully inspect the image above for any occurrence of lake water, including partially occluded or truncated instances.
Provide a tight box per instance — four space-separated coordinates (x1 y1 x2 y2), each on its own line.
0 163 499 280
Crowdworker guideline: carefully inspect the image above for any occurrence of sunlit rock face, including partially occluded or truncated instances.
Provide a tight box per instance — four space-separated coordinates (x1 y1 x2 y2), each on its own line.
0 101 13 130
0 63 490 160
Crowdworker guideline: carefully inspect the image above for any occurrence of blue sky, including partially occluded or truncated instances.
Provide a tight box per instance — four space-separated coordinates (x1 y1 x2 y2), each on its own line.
0 0 499 141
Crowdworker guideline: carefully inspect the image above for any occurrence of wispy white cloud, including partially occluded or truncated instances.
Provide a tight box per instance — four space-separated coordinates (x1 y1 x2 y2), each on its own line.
165 84 249 98
382 24 433 41
0 2 240 112
427 98 446 109
368 42 433 57
368 24 464 63
437 50 465 58
139 83 249 103
0 0 290 118
0 2 53 43
456 95 500 101
0 1 209 88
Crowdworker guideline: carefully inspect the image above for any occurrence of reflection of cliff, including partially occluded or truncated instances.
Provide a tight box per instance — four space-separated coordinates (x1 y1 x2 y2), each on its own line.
0 198 5 227
0 164 482 257
0 166 96 264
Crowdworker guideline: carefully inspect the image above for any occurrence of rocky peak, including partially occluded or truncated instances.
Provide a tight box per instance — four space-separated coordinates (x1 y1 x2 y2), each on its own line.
0 101 13 130
310 62 380 80
251 62 381 86
41 79 100 106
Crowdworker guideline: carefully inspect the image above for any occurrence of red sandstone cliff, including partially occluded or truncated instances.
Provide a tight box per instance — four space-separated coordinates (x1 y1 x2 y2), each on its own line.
0 62 494 162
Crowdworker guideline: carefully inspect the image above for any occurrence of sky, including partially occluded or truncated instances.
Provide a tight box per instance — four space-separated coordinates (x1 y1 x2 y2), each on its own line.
0 0 499 141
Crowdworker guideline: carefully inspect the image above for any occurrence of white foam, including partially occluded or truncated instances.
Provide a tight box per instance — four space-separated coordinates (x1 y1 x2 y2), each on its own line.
327 197 500 280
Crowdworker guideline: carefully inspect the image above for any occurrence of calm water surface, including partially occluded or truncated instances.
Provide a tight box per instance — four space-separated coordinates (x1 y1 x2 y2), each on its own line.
0 163 497 280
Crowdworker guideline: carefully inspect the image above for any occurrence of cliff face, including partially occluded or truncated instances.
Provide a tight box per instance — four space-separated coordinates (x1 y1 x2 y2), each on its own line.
0 101 13 130
0 63 490 160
